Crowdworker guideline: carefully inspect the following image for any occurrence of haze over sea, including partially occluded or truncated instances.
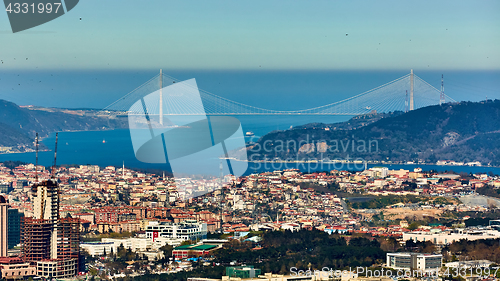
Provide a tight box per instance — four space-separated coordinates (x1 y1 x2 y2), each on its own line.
1 70 500 175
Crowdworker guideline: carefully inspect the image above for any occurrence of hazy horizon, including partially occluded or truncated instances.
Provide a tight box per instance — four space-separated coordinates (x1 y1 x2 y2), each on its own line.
0 69 499 109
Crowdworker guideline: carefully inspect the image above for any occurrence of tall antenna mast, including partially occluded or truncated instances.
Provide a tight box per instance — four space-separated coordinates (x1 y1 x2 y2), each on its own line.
35 133 39 182
51 133 58 178
159 69 163 125
440 74 445 105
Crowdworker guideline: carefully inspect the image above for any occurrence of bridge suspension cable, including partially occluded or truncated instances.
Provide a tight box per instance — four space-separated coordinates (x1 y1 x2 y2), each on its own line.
103 71 455 116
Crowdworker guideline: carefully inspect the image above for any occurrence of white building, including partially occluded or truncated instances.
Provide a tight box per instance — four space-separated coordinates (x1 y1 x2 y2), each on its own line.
102 237 150 252
281 223 300 232
80 242 115 257
81 237 184 258
362 167 389 178
444 260 494 269
146 220 207 241
403 228 500 245
101 237 183 251
387 252 442 273
152 237 184 249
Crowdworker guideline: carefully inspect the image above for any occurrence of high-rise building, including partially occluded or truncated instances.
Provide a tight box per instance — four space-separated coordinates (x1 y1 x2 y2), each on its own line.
0 195 8 257
21 179 80 278
0 197 36 280
31 179 59 259
32 179 59 224
7 209 23 249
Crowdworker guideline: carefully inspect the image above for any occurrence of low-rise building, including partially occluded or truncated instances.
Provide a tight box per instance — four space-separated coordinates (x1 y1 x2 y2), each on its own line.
102 237 150 252
172 244 219 259
0 257 36 280
444 260 494 269
403 228 500 245
36 259 78 279
146 220 207 241
226 266 261 279
80 242 115 257
386 252 442 273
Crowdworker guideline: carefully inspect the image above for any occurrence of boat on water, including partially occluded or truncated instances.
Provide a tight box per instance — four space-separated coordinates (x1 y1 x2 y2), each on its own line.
102 139 106 144
245 131 255 136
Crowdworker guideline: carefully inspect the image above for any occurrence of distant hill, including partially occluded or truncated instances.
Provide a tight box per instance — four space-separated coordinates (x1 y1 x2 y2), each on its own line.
0 100 127 152
247 100 500 166
293 111 403 131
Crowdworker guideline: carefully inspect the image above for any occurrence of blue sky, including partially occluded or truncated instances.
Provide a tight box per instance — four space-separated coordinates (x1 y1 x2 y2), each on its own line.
0 0 499 70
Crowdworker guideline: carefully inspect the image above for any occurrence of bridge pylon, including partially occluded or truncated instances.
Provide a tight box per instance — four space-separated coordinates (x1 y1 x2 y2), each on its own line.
410 69 414 111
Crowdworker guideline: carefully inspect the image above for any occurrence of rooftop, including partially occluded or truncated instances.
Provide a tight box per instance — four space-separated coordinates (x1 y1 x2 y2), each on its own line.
174 244 218 251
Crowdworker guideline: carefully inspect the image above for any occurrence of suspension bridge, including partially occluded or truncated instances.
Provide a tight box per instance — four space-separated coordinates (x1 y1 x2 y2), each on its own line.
103 69 455 116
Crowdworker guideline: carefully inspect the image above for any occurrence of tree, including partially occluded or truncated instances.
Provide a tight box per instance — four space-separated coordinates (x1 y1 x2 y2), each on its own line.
117 243 126 258
322 257 331 268
422 242 436 253
180 240 193 246
408 222 420 230
89 268 98 276
159 245 173 260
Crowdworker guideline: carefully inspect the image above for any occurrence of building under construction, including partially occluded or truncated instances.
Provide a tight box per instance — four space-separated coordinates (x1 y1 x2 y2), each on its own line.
20 133 82 278
21 217 80 261
57 217 80 261
22 179 81 278
20 217 53 262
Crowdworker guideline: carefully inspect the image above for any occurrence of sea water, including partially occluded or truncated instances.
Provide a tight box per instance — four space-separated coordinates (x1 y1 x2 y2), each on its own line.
1 70 499 175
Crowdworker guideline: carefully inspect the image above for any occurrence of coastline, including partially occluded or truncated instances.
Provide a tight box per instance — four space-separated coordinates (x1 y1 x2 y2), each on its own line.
231 158 498 168
0 149 50 155
1 129 499 175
